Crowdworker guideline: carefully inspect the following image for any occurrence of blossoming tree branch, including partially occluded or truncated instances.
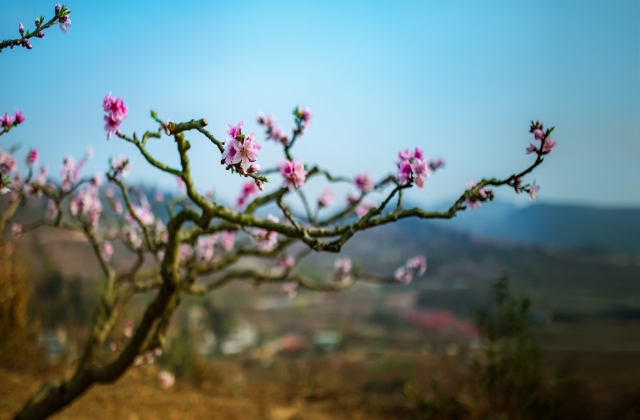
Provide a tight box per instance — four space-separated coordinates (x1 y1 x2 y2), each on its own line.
0 4 556 419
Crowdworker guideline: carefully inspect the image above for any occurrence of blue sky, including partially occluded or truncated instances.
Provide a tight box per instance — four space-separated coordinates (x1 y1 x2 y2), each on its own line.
1 0 638 209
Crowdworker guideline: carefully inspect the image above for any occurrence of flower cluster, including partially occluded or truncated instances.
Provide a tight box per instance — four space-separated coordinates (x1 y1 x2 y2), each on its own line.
70 181 102 228
103 92 128 140
54 4 72 34
221 121 262 183
526 121 557 155
464 180 491 210
394 255 427 284
0 109 25 134
396 148 428 188
257 114 289 145
158 371 175 390
334 258 352 283
279 159 307 190
61 148 92 191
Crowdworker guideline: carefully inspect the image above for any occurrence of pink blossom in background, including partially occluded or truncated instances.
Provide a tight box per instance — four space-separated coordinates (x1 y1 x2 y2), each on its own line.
394 267 412 284
406 256 427 275
282 282 298 299
110 155 131 178
317 188 333 208
155 192 164 203
248 163 260 173
356 200 375 217
123 319 134 338
176 176 185 192
236 180 259 208
464 180 485 210
252 215 279 251
46 200 58 219
0 152 17 173
279 160 307 190
158 371 175 390
11 223 22 239
354 173 373 193
196 235 217 262
334 258 352 282
277 255 295 269
528 180 540 201
113 199 123 214
347 194 359 207
220 231 235 251
428 158 445 172
102 242 113 261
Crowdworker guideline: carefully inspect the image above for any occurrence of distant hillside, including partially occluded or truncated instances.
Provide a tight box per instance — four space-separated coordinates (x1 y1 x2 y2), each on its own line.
427 200 640 255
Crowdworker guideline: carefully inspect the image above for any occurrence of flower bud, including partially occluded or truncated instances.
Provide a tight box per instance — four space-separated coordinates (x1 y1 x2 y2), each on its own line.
37 32 45 38
35 18 41 26
19 22 25 35
55 3 61 13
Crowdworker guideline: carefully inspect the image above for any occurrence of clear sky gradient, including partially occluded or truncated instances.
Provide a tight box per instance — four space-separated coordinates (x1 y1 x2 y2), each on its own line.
2 0 638 209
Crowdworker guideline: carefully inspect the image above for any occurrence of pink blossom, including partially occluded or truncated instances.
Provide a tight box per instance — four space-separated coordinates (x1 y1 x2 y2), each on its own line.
46 200 58 219
0 152 16 173
11 223 22 239
528 180 540 201
406 256 427 275
221 138 239 165
356 200 375 217
533 128 544 140
196 234 217 262
394 267 412 284
525 143 537 154
176 176 185 192
225 121 244 139
103 92 127 139
396 147 428 188
0 113 15 128
110 155 131 178
347 194 359 207
234 133 261 168
102 242 113 261
248 163 260 173
354 173 373 193
277 255 295 269
113 199 123 214
123 319 134 338
158 371 175 390
282 282 298 299
14 109 25 124
542 138 557 154
220 231 235 251
464 180 484 211
19 22 24 35
428 158 445 172
59 15 71 34
155 192 164 203
279 160 307 190
236 181 259 209
317 188 333 208
334 258 352 282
